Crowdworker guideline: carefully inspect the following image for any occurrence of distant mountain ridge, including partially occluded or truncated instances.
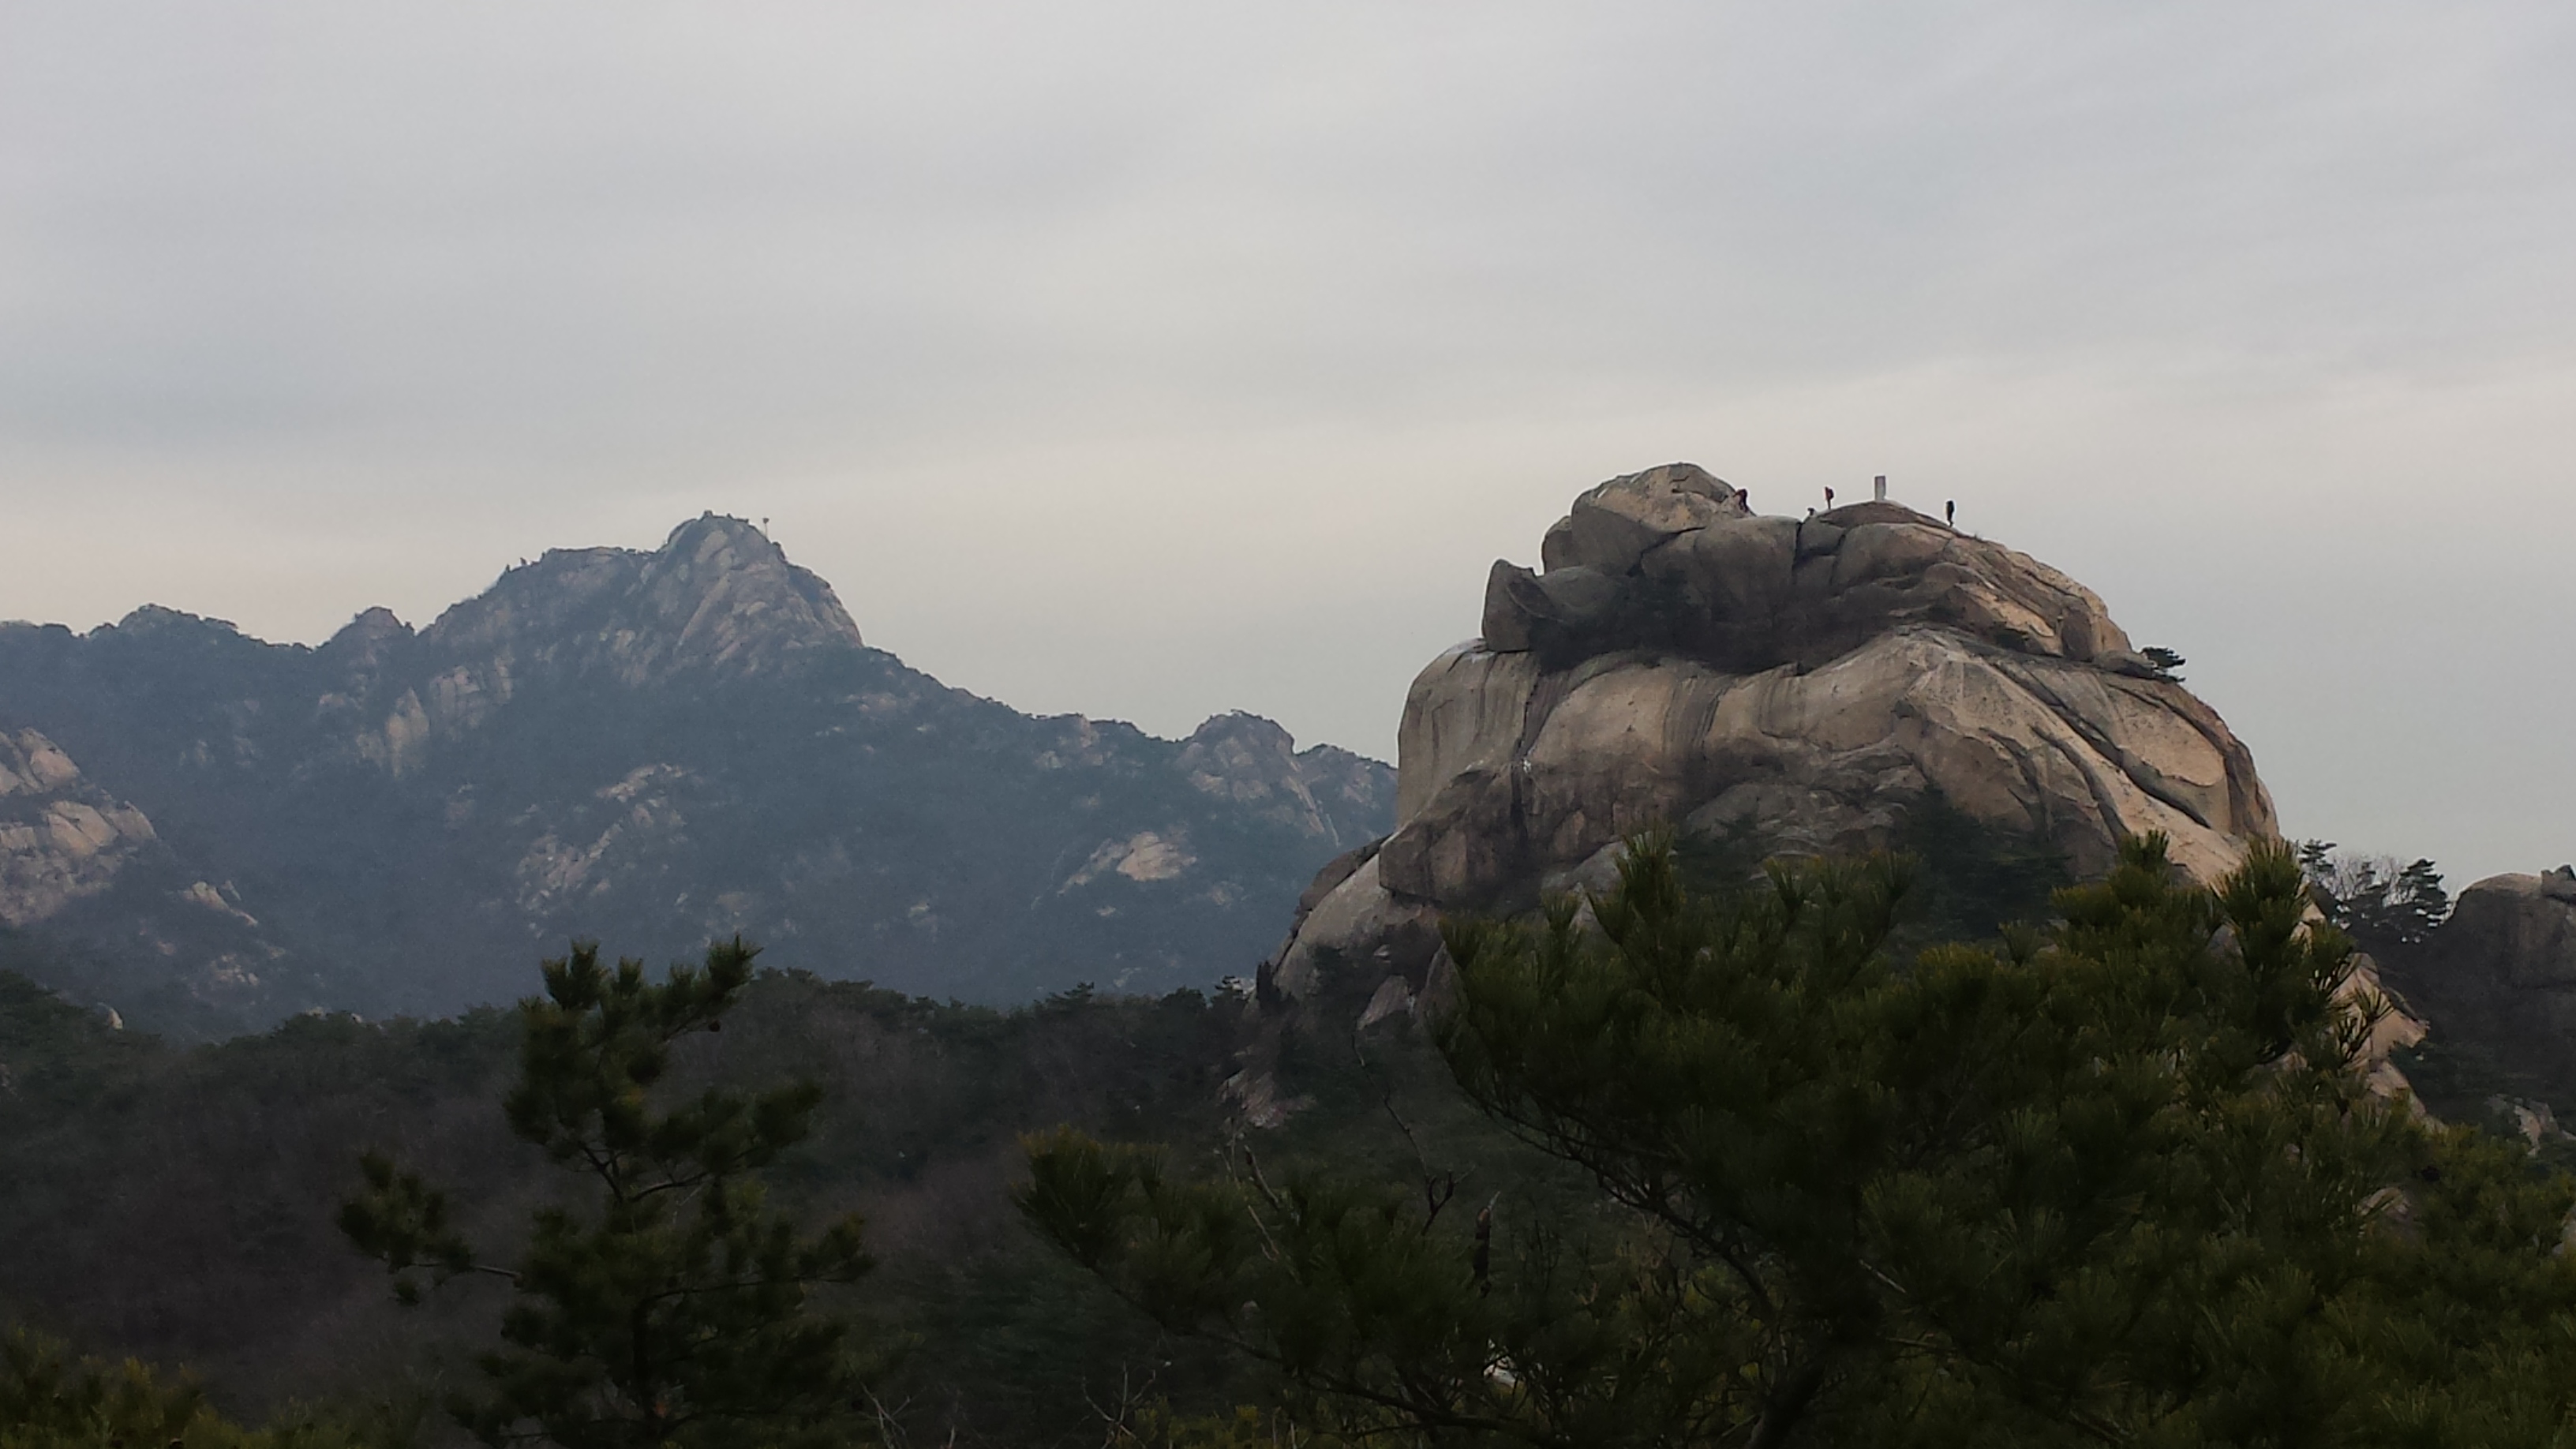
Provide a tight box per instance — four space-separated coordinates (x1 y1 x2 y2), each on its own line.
0 515 1392 1032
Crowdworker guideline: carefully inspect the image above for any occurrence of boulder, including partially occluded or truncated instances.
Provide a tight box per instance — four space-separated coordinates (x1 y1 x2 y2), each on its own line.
2372 871 2576 1102
1277 462 2280 998
1481 563 1627 662
2451 873 2576 991
1540 462 1750 574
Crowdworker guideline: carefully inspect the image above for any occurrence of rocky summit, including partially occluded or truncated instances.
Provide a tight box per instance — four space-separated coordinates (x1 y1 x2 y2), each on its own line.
0 515 1391 1032
1271 462 2282 1002
2380 866 2576 1102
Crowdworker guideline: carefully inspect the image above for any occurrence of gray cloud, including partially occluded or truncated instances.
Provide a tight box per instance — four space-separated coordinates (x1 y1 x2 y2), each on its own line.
3 0 2572 884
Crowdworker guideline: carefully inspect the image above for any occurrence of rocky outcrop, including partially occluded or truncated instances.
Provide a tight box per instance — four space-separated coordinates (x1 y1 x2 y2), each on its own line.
0 728 300 1029
1271 462 2281 1003
0 730 158 927
1177 713 1397 850
2448 869 2576 988
2380 868 2576 1099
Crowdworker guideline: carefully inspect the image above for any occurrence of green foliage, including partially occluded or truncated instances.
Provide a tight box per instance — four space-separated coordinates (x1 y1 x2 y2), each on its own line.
0 964 1249 1443
1025 836 2576 1445
0 1331 397 1449
1888 792 2072 945
1676 793 2070 950
343 941 889 1449
0 971 158 1121
2140 646 2188 680
2297 841 2451 949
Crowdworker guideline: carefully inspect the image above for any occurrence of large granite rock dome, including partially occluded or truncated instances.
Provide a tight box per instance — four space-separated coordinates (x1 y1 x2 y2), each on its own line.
1271 462 2281 998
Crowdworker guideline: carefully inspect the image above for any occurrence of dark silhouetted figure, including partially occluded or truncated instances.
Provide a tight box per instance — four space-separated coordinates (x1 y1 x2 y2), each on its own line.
1945 500 1956 526
1825 486 1836 508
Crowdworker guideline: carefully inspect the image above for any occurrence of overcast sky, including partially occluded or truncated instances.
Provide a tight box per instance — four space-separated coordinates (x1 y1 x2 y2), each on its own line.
3 2 2571 886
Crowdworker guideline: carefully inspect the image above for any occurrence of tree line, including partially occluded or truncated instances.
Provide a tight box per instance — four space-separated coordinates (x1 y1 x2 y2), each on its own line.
12 833 2576 1447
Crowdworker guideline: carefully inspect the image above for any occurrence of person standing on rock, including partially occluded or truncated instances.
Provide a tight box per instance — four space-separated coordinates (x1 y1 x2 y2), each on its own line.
1945 500 1956 527
1824 486 1836 509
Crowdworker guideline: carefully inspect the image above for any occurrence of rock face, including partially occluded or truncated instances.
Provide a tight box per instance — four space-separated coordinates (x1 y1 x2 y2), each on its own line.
1176 713 1391 851
1272 462 2279 999
0 729 158 927
0 729 295 1027
2447 870 2576 989
2381 868 2576 1098
0 517 1392 1030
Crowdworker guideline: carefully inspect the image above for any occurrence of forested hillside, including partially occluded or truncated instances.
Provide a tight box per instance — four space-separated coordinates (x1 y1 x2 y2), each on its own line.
0 963 1276 1443
10 826 2576 1447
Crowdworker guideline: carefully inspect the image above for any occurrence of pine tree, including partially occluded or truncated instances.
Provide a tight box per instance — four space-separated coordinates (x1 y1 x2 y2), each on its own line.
1021 837 2576 1445
342 940 889 1449
2140 645 2188 680
2298 841 2453 949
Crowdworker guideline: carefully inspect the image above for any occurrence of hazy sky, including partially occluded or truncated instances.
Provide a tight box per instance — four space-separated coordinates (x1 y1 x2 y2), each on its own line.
3 2 2571 886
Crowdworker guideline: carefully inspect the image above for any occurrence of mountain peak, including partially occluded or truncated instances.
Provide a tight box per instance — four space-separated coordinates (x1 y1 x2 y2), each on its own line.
660 511 778 559
421 515 863 685
1182 710 1296 754
634 513 865 661
1177 712 1395 849
319 607 414 669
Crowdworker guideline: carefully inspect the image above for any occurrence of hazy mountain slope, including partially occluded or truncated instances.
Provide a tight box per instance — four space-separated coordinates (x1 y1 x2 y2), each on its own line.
0 516 1391 1027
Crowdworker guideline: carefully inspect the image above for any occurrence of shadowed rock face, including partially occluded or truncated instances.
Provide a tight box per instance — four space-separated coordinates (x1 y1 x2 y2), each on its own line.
2457 870 2576 986
2380 869 2576 1099
0 729 157 927
1270 461 2280 1002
